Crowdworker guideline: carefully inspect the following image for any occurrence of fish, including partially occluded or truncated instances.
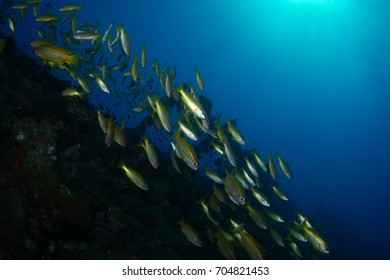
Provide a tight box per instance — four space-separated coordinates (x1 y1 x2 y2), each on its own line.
252 151 268 172
110 27 121 47
102 23 113 43
213 185 227 204
303 226 329 254
215 231 235 260
251 188 270 207
101 64 108 79
119 161 149 191
199 199 219 226
246 205 267 229
146 94 157 112
216 125 229 144
296 212 314 228
33 3 39 18
173 136 199 171
140 137 159 169
269 227 284 246
165 73 172 97
178 86 207 120
59 4 82 12
245 157 259 178
224 175 246 205
155 98 172 133
95 75 110 93
289 240 303 258
205 167 223 184
119 25 130 56
210 140 224 155
133 103 147 113
73 30 100 40
30 39 49 48
159 76 165 90
130 55 139 82
77 76 90 93
177 119 198 141
227 120 245 145
287 227 307 242
62 87 85 99
264 209 284 223
194 66 204 91
242 168 256 187
35 14 59 22
234 170 250 189
8 18 15 33
171 65 177 80
229 218 241 230
20 7 28 21
71 15 78 34
189 85 200 103
141 44 147 68
223 142 236 168
171 153 182 174
268 154 277 179
12 4 29 10
34 43 78 68
233 227 265 260
114 124 126 147
201 115 210 131
272 185 289 201
97 110 109 134
192 115 208 135
218 229 236 244
1 0 330 260
151 60 160 77
105 118 115 146
208 195 221 214
177 219 202 247
151 112 162 131
68 70 79 82
277 153 293 179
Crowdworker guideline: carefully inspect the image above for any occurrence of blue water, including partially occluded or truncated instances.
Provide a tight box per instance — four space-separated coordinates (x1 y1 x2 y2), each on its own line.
4 0 390 259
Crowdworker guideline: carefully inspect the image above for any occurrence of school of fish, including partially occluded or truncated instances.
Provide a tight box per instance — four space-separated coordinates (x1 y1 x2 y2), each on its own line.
1 0 329 259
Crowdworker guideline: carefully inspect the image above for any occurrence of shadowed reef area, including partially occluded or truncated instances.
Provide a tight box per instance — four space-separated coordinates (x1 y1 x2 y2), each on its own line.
0 28 325 260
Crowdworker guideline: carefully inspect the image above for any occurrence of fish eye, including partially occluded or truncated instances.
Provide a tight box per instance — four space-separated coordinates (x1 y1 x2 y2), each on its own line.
193 162 198 166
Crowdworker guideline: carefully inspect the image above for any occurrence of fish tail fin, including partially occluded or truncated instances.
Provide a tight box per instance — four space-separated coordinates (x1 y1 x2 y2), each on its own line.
229 218 245 232
78 91 86 100
137 137 145 149
295 218 309 231
213 113 222 127
169 129 181 142
176 218 184 226
198 198 205 206
117 160 126 170
71 53 79 67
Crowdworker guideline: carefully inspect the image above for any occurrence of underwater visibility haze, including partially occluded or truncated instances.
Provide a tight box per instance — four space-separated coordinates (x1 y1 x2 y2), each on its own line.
0 0 389 259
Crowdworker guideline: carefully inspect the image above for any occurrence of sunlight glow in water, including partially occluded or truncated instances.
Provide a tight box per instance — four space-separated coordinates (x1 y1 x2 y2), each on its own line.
289 0 329 3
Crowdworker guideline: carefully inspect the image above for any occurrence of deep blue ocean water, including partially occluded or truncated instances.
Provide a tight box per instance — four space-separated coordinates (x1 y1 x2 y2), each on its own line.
3 0 390 259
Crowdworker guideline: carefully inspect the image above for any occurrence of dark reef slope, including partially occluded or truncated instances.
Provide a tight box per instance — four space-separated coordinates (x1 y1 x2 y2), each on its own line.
0 34 209 260
0 32 303 260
